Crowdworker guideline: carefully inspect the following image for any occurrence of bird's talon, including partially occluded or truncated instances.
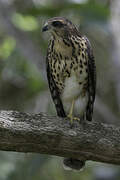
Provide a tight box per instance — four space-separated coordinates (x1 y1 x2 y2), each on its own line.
73 117 80 121
67 115 80 123
67 114 73 124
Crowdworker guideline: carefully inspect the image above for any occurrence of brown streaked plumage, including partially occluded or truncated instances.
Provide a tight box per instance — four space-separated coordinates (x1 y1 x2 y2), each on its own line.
42 17 96 171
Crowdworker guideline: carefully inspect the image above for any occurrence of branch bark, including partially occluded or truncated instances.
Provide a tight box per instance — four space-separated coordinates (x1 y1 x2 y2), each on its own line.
0 110 120 166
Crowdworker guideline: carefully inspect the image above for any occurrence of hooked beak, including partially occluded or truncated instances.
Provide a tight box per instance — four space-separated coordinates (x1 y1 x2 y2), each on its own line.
42 22 49 32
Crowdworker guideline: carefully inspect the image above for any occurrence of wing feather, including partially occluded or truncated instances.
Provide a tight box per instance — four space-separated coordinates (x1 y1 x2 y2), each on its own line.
85 36 96 121
46 51 66 117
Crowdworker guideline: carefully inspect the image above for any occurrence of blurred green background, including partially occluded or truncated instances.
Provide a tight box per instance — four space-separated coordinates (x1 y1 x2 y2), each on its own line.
0 0 120 179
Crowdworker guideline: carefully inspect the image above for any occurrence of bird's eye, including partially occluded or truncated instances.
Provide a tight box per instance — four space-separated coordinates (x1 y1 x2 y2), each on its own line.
52 21 64 28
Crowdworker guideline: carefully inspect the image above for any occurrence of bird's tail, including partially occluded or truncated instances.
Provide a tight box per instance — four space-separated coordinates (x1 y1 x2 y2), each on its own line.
63 158 85 171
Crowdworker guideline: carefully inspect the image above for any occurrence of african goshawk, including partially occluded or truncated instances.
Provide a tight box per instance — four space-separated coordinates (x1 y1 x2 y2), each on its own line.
42 17 96 171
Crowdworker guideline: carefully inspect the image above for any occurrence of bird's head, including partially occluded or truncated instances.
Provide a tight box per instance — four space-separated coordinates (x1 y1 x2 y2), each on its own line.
42 17 78 39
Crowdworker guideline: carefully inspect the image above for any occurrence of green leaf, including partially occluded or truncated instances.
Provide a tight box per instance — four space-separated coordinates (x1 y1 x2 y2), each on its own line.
12 13 39 31
0 37 16 59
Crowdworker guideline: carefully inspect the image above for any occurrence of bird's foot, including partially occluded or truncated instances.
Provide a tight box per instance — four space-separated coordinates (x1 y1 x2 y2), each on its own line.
67 114 80 124
73 117 80 121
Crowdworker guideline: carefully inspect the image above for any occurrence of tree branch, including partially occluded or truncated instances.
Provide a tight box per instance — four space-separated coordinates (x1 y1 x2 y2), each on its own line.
0 110 120 166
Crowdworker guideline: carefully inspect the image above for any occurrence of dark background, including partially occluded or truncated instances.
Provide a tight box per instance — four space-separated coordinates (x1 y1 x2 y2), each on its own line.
0 0 119 179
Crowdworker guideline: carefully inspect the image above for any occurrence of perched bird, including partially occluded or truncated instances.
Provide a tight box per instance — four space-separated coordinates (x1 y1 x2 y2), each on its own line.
42 17 96 171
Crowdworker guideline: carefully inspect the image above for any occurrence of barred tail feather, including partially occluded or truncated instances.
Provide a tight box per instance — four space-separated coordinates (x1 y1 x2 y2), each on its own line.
63 158 85 171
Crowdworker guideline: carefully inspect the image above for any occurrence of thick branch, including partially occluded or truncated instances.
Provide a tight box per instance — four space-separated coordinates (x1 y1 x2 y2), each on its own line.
0 110 120 166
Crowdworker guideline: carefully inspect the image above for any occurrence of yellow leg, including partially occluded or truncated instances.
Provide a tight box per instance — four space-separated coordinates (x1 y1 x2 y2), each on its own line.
67 99 80 124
